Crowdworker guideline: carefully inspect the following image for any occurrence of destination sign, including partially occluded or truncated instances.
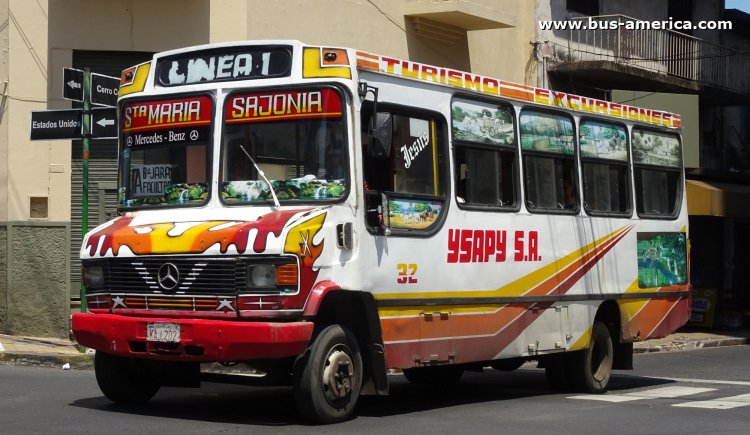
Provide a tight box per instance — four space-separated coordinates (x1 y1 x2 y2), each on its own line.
122 95 212 146
225 88 342 124
156 46 292 86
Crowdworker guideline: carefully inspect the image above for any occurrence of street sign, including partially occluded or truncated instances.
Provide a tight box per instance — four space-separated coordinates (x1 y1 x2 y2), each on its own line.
90 73 120 107
30 109 82 140
91 107 118 139
63 68 83 102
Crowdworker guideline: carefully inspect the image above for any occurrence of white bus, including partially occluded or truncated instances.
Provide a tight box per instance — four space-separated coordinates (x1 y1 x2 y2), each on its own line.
73 40 690 423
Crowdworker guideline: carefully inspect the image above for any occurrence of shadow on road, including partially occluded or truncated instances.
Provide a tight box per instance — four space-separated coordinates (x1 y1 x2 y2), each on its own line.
68 367 677 425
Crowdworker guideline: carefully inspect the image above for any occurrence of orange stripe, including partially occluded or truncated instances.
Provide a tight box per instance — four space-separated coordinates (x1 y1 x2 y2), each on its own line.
381 226 632 342
356 51 379 60
356 59 380 71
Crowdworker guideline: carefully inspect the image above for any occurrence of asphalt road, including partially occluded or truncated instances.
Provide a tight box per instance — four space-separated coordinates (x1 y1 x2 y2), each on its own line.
1 345 749 434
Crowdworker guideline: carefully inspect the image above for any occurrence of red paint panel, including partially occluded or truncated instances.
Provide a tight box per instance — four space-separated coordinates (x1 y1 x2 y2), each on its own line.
122 95 212 133
225 88 342 123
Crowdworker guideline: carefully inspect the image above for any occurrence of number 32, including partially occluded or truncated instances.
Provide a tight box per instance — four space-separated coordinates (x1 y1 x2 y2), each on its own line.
397 263 418 284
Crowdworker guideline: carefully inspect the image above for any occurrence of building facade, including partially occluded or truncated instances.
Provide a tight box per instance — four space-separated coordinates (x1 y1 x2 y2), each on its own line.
0 0 747 337
0 0 529 337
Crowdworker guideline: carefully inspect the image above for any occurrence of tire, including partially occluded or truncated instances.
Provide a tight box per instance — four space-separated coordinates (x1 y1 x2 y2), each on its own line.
293 325 363 424
567 321 613 393
402 366 464 385
94 352 161 404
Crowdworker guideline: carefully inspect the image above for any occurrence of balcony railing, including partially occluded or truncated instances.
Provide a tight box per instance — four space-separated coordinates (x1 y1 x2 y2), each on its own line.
562 15 750 94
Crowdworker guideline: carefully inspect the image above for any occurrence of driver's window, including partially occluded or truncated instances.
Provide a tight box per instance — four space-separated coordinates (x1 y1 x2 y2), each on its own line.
362 107 446 233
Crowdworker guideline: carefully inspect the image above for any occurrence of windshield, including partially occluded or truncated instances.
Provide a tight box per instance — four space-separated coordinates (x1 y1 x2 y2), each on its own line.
221 87 348 204
118 95 212 208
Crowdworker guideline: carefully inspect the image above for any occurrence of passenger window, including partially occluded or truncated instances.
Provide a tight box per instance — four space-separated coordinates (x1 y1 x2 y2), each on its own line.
632 128 682 217
451 98 517 209
362 107 446 233
579 120 631 216
520 110 577 213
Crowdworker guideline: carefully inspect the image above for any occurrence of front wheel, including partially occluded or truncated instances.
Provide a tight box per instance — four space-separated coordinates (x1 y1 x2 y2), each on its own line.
94 352 161 404
293 325 363 424
567 321 613 393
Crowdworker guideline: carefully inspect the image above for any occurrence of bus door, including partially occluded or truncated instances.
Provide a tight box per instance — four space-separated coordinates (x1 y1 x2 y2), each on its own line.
361 105 455 365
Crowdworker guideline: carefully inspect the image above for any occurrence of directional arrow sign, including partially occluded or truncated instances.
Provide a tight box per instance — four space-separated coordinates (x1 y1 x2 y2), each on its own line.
30 109 83 140
62 68 84 102
91 107 118 138
91 73 120 107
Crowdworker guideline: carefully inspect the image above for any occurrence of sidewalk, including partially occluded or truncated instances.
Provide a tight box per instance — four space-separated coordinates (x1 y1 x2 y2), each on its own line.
2 329 749 370
0 334 94 369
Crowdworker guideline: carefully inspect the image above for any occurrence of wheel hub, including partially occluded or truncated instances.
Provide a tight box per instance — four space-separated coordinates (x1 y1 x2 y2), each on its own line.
322 348 354 402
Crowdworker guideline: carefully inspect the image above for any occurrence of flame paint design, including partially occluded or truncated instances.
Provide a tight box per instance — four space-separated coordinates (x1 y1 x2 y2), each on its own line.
284 213 327 292
84 209 305 257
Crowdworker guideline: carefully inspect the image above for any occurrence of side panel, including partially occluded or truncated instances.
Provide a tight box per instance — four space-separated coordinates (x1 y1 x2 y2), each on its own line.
356 73 689 369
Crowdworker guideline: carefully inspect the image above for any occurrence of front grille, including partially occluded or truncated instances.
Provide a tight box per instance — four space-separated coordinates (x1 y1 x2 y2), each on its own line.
103 257 244 295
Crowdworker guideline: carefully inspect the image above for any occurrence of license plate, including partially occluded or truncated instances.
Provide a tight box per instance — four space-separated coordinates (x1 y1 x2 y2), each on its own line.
147 322 180 343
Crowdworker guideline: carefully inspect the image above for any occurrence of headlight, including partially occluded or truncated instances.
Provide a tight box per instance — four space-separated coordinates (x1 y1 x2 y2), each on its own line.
247 264 276 288
83 266 105 288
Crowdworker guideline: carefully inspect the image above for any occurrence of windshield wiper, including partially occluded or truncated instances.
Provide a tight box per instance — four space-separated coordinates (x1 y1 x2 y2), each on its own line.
239 145 281 208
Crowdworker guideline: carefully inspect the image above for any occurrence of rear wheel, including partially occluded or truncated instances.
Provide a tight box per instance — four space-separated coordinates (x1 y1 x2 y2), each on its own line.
567 321 613 393
402 365 464 385
293 325 363 424
94 352 161 404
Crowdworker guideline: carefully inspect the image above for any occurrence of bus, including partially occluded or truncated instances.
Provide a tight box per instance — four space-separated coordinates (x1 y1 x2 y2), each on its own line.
72 40 691 423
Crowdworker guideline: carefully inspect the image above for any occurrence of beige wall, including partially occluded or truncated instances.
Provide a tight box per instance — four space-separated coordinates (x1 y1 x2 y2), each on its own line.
243 1 411 60
0 0 8 222
7 0 51 222
2 0 533 223
468 0 535 85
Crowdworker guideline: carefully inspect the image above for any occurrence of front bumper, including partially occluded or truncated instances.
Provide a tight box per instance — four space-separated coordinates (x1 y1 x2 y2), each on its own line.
72 313 314 362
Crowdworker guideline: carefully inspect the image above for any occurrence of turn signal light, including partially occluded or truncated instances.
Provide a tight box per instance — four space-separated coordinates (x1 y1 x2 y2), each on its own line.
275 264 298 286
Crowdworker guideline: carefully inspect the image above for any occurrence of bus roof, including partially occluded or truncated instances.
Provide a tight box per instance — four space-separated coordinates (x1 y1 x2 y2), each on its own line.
355 50 681 130
119 40 681 130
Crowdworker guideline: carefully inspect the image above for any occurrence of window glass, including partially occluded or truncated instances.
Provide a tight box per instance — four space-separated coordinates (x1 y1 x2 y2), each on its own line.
119 95 212 208
221 87 348 204
452 99 515 145
632 128 682 217
520 111 574 154
520 110 577 213
635 167 681 216
362 108 446 232
392 115 442 196
452 98 517 208
579 120 631 215
632 130 681 167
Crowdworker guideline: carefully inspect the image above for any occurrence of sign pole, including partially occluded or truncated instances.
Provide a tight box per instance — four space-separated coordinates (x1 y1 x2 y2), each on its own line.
80 68 91 313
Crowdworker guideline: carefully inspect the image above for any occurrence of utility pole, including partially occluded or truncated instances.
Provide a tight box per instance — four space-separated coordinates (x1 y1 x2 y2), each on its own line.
80 67 91 313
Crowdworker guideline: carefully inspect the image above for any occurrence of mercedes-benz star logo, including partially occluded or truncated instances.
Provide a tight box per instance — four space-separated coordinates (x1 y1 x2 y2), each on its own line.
157 263 180 290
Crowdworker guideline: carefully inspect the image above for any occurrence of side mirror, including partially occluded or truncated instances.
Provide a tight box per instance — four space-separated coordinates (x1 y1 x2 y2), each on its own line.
380 192 391 235
369 112 392 159
365 190 392 236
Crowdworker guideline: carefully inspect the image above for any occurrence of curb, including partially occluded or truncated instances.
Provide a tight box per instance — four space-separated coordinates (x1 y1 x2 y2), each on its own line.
633 337 749 354
0 352 94 370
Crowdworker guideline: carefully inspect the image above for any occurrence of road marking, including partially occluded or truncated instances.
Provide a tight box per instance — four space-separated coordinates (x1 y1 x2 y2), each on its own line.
640 376 750 387
569 386 715 403
674 394 750 410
